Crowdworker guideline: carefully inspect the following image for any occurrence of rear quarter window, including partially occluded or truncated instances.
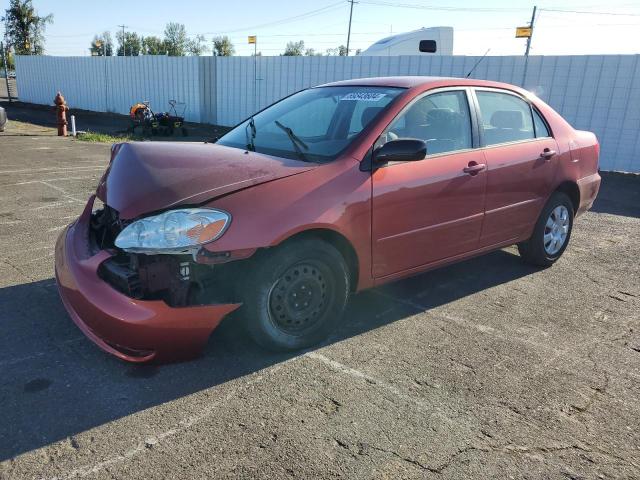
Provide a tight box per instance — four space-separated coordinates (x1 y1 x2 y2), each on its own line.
532 108 551 138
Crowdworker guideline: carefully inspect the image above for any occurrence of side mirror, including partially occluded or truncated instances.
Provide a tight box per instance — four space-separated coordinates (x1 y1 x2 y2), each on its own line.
373 139 427 164
419 40 437 53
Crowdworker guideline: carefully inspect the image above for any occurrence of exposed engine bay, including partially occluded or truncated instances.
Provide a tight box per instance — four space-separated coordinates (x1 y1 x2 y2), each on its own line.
89 205 241 307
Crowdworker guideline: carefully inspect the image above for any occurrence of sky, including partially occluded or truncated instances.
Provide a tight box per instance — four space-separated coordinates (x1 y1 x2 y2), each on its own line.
2 0 639 57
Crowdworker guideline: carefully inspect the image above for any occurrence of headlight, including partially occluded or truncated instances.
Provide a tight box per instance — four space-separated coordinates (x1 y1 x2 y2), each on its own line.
115 208 231 254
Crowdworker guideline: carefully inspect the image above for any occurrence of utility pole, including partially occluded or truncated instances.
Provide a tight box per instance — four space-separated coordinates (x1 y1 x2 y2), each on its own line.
118 24 128 56
346 0 357 56
248 35 258 111
522 6 537 87
524 6 537 57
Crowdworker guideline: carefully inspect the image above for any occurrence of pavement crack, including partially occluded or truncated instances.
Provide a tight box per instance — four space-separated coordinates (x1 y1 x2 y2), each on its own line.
0 257 33 282
618 290 637 298
429 445 485 474
497 400 525 416
317 396 342 415
449 356 476 374
413 377 439 389
565 349 612 417
608 294 627 302
358 442 441 474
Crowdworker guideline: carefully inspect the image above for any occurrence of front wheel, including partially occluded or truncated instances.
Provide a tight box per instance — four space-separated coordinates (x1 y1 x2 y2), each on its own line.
518 191 574 267
239 239 350 351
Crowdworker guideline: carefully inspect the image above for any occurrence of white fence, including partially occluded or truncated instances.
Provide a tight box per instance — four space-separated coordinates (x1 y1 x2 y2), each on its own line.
15 54 640 173
16 56 204 122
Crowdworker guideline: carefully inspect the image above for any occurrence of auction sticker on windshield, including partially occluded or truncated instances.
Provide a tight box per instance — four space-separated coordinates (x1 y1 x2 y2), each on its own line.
340 92 387 102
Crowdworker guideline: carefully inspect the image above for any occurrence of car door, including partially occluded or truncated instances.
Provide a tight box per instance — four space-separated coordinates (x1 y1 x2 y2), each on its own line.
371 88 487 278
473 88 559 247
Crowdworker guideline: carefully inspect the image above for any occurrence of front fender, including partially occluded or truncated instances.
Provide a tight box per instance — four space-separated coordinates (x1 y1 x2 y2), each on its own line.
201 158 374 290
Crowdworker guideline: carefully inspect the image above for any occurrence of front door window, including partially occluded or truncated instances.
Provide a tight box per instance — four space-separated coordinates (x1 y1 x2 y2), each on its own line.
376 90 473 156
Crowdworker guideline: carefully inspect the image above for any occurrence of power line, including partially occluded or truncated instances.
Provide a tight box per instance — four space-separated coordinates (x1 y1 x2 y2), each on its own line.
358 1 640 17
358 1 529 12
540 7 640 17
198 2 346 35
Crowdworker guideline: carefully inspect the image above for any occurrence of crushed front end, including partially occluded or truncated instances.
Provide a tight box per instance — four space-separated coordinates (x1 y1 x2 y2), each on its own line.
54 195 242 363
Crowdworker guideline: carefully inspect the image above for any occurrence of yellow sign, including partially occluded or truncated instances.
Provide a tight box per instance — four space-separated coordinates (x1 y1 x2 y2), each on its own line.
515 27 532 38
248 36 257 44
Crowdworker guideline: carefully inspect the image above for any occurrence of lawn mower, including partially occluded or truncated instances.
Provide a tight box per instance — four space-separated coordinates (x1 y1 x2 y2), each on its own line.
128 100 188 137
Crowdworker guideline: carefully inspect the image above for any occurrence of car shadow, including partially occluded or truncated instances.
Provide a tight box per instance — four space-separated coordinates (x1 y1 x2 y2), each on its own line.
590 171 640 218
0 248 537 460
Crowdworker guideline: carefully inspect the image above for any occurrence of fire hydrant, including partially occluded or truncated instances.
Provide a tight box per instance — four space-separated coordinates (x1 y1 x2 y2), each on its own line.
54 92 69 136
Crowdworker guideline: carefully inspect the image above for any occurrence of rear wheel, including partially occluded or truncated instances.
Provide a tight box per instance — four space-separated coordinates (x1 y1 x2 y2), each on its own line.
239 239 350 351
518 191 574 267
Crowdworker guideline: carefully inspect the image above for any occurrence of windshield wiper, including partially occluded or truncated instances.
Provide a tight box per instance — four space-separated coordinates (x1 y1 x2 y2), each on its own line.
274 120 309 161
245 116 256 151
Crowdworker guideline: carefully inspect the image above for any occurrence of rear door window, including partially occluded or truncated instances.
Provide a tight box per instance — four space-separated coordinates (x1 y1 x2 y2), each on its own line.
476 90 535 146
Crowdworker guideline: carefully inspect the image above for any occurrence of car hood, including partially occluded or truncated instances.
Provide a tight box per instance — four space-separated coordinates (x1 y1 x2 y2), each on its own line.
96 142 317 219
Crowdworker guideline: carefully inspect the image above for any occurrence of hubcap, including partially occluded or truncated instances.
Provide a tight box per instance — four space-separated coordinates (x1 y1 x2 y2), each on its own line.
268 262 329 335
544 205 570 255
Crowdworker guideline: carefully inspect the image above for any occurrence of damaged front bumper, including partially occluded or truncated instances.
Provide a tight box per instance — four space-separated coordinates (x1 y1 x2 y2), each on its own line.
54 196 240 363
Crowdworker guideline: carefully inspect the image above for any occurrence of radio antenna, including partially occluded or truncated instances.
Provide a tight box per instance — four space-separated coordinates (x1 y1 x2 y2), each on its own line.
466 48 491 78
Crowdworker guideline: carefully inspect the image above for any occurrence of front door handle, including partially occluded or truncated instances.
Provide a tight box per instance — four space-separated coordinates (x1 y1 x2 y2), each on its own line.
540 148 557 160
463 162 487 176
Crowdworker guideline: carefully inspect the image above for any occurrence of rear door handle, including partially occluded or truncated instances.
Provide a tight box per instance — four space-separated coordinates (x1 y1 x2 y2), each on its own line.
540 148 557 160
463 162 487 175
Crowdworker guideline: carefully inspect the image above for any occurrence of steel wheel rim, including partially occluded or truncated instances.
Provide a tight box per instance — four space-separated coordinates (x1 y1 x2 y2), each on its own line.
268 262 331 335
544 205 569 255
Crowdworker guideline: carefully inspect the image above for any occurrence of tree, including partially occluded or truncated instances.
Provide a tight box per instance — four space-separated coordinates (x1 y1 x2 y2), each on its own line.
89 31 113 56
2 0 53 55
283 40 304 56
142 36 166 55
0 47 15 70
326 45 349 56
116 31 142 56
304 48 322 56
187 34 209 56
212 36 234 56
164 22 188 56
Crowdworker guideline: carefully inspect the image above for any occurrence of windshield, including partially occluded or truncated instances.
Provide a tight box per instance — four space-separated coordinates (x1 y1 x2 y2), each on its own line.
217 86 404 163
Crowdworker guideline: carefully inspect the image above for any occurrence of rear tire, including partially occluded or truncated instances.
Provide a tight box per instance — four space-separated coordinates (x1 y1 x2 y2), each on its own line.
518 191 574 267
239 239 350 351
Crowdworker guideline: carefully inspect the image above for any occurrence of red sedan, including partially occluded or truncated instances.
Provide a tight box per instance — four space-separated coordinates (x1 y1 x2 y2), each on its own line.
55 76 601 363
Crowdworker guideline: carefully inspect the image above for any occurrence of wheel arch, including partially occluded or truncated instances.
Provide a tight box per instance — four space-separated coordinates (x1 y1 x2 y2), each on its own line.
554 180 580 214
277 228 360 293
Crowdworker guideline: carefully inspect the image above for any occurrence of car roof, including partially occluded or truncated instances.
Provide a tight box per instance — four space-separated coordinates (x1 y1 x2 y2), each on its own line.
317 76 526 93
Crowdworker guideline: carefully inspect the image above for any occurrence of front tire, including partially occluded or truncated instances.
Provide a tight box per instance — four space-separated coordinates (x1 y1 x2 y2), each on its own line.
239 239 350 351
518 191 574 267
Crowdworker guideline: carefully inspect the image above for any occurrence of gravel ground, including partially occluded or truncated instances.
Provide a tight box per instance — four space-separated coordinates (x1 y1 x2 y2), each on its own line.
0 118 639 480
